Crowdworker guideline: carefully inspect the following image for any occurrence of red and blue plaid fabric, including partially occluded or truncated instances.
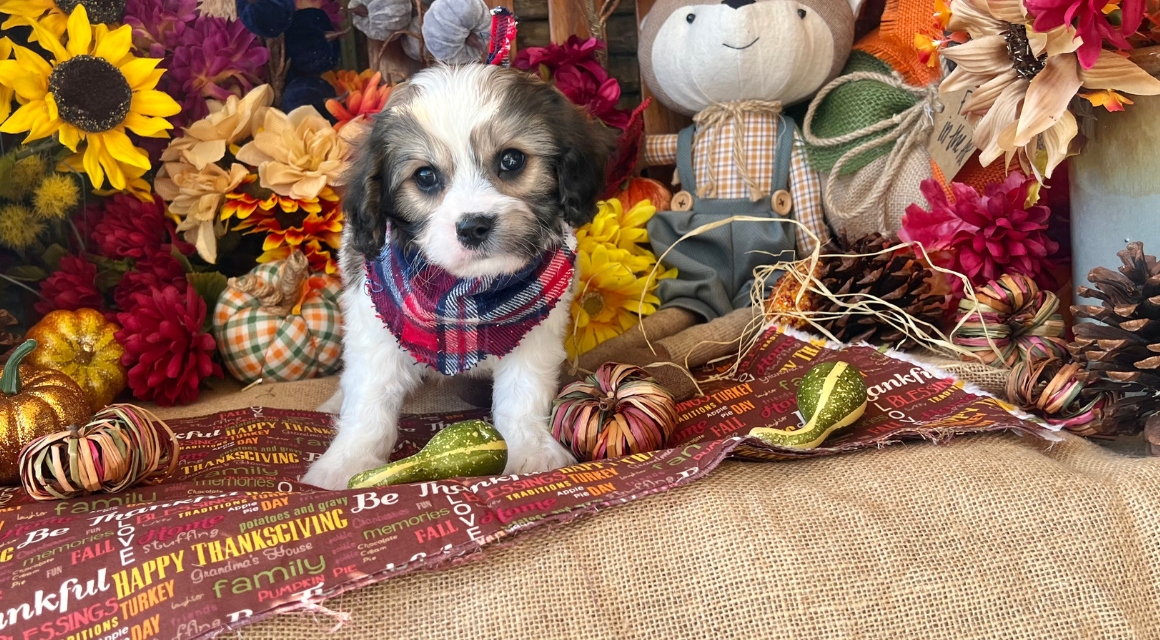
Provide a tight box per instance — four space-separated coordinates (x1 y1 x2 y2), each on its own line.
365 227 576 375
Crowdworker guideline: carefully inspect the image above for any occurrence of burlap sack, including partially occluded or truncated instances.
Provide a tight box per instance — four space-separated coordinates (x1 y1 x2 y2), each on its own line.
823 145 931 238
147 372 1160 640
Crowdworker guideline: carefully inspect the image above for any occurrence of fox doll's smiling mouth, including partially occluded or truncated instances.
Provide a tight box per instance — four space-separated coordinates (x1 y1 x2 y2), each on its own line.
723 37 760 49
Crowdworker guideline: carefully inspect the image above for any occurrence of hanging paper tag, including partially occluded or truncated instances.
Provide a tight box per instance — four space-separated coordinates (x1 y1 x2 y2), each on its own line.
927 87 977 180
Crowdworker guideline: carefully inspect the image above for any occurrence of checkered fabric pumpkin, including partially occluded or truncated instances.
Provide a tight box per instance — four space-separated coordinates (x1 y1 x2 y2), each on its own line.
213 254 343 384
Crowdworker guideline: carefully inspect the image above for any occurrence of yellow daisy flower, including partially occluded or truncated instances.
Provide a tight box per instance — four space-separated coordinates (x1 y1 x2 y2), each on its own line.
577 198 656 255
0 5 180 191
567 242 664 359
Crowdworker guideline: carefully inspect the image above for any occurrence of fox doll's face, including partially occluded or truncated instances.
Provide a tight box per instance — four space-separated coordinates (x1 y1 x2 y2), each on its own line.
639 0 862 115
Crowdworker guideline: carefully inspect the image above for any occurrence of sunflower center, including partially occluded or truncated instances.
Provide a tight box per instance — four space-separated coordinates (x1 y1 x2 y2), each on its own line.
49 55 132 134
581 292 605 317
55 0 127 24
1004 24 1046 80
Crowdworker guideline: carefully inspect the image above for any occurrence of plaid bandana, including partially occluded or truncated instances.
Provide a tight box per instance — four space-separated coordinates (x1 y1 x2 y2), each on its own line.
364 229 576 375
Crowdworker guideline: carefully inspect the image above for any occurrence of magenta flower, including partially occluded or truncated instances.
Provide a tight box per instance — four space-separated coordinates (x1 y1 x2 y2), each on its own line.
123 0 198 58
900 172 1059 289
1024 0 1144 68
554 64 630 129
515 36 605 74
163 17 270 125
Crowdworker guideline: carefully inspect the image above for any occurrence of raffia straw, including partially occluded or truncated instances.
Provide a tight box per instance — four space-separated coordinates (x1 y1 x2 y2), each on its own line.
633 216 1009 388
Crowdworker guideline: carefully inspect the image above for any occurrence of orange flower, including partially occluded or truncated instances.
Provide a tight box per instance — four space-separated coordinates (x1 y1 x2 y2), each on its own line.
322 69 378 95
326 71 391 132
233 190 343 274
1080 89 1134 111
221 175 332 222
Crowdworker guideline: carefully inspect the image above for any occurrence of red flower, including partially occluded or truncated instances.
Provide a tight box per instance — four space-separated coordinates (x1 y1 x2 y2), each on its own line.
900 172 1060 289
115 285 221 406
514 36 605 74
1024 0 1143 68
36 256 104 314
88 194 193 260
554 64 630 129
114 249 189 311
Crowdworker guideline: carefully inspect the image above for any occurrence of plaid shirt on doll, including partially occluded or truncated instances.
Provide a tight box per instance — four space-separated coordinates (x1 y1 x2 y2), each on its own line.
643 111 830 255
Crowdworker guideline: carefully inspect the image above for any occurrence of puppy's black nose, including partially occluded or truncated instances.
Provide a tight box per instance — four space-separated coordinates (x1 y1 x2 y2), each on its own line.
722 0 755 8
456 214 495 248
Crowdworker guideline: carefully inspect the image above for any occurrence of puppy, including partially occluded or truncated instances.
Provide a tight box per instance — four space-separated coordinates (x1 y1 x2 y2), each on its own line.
302 64 617 490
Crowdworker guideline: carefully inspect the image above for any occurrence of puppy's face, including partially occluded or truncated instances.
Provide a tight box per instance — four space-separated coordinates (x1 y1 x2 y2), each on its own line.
344 65 618 278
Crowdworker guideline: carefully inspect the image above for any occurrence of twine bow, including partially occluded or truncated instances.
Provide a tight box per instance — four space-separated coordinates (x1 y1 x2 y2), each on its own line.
227 250 321 315
692 100 783 201
802 71 941 229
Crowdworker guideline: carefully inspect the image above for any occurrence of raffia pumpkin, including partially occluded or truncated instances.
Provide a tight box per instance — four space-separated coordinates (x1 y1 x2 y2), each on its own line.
213 251 343 384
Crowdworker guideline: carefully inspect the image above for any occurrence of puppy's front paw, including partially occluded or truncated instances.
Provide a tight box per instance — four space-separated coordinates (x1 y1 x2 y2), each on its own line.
504 434 576 475
301 453 380 490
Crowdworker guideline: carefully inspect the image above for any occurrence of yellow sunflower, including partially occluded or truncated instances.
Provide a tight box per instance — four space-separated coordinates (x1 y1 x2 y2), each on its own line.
0 38 12 124
0 6 179 191
0 0 67 43
567 242 668 359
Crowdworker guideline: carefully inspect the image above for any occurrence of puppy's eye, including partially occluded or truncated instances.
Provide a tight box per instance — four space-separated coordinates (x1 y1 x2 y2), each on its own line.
499 148 526 174
686 12 695 23
797 8 806 18
414 167 439 192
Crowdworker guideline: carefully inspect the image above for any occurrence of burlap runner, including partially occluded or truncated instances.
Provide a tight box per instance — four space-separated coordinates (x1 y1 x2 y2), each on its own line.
146 378 1160 640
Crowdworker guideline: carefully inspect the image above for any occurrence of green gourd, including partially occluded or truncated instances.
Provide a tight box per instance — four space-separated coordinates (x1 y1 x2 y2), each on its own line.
750 361 867 450
348 419 507 488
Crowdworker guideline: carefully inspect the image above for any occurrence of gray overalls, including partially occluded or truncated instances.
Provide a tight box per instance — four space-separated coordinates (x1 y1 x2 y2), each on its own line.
646 115 798 321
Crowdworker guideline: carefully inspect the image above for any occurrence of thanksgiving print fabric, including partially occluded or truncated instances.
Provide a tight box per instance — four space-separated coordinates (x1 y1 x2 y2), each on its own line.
0 327 1044 640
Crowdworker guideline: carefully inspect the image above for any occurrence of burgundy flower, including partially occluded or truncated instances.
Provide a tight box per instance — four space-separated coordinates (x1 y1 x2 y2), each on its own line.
163 17 270 125
123 0 198 58
89 194 192 260
36 256 104 314
514 36 605 74
554 64 631 129
1024 0 1144 68
116 285 222 406
901 172 1060 289
114 249 189 311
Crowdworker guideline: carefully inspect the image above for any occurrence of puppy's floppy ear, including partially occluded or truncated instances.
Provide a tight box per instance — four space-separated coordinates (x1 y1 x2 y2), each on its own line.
343 136 391 259
342 84 414 259
551 99 618 228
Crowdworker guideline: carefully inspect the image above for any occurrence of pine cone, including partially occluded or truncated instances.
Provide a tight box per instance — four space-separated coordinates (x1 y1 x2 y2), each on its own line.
1070 241 1160 437
813 232 946 348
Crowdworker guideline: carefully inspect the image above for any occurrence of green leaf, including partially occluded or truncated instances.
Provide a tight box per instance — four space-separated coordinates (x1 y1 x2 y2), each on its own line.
0 153 16 200
95 268 125 293
41 244 68 271
6 266 47 282
89 254 133 273
171 245 194 274
187 271 229 313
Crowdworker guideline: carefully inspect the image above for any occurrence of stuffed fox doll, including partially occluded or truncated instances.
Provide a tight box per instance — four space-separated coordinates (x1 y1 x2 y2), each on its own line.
638 0 864 320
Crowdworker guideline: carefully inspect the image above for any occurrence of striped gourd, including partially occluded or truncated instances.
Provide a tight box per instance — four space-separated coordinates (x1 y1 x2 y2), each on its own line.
348 420 507 488
751 361 867 449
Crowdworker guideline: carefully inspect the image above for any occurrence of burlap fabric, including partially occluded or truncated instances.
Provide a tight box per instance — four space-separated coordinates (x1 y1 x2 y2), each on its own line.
147 377 1160 640
804 51 934 238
